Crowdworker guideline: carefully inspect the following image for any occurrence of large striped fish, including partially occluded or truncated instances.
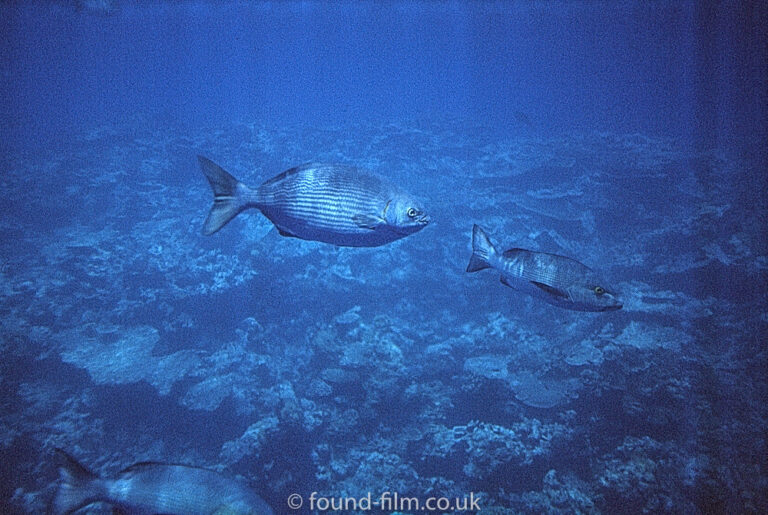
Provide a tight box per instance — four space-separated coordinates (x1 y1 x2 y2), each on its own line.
198 156 429 247
467 225 622 312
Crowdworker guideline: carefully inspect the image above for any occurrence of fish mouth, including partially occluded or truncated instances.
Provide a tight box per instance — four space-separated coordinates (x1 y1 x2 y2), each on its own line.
602 303 623 311
393 215 429 235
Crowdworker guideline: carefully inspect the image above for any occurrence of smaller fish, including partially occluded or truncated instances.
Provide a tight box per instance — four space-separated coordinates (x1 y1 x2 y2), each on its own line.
466 224 622 312
51 448 274 515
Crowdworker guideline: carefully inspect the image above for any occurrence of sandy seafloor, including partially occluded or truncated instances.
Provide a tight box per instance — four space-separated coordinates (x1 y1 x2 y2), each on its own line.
1 119 766 513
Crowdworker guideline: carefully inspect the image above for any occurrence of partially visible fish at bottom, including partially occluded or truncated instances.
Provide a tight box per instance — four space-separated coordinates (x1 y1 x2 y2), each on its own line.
52 448 274 515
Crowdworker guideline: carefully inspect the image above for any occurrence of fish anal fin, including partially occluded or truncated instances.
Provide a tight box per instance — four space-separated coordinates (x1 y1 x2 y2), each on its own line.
352 213 385 230
500 276 525 291
277 227 299 238
531 281 568 298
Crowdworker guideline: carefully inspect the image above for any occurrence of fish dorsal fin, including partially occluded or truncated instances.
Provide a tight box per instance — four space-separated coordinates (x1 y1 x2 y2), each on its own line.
502 248 525 258
259 162 319 187
119 461 168 474
260 162 347 188
530 281 568 298
352 213 385 230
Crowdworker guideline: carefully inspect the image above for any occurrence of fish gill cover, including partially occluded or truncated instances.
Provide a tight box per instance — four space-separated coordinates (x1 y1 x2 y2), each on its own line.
1 1 767 514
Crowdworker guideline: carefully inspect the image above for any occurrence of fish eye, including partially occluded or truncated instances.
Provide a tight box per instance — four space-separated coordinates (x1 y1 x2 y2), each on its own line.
594 286 605 295
407 207 418 218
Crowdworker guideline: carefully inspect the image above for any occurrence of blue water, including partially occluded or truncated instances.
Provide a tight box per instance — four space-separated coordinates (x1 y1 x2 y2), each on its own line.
1 1 766 514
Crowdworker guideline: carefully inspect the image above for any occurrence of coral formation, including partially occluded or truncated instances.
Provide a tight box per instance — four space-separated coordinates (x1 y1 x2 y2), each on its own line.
2 121 765 513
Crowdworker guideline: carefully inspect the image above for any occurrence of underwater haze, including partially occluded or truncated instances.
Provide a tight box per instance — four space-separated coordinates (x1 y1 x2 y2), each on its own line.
1 1 767 513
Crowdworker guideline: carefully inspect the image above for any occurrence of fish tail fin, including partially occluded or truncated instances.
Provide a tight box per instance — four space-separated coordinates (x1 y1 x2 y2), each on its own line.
466 224 496 272
51 449 106 515
198 155 251 235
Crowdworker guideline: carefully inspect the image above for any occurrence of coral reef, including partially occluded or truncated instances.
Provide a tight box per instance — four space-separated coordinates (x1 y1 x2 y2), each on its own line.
1 121 765 514
423 419 571 480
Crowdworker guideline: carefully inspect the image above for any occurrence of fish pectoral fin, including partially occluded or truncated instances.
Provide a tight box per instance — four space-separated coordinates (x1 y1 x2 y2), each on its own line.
352 213 385 230
530 281 569 298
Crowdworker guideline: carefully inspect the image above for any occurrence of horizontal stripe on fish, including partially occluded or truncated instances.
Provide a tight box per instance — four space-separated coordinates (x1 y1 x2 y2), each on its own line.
198 157 428 247
260 192 385 232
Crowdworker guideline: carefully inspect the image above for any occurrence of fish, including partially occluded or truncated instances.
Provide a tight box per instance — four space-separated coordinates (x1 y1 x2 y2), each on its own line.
198 156 429 247
466 224 622 312
51 448 274 515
